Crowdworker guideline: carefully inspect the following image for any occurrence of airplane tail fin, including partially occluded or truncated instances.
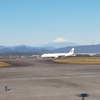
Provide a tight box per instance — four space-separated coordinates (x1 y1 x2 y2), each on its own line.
69 48 74 54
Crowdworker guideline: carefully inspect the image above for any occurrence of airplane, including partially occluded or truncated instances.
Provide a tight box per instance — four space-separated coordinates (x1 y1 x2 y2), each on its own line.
41 48 75 58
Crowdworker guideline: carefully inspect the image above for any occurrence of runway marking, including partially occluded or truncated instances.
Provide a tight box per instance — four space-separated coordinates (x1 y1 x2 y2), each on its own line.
0 75 100 81
67 72 98 75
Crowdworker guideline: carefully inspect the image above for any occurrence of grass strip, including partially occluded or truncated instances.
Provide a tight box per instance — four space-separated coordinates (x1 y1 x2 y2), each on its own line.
53 57 100 64
0 62 10 67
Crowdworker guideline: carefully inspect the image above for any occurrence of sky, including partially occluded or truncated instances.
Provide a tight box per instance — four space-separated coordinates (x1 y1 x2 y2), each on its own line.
0 0 100 46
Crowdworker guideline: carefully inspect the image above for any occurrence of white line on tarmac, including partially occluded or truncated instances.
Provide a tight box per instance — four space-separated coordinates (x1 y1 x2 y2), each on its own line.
0 75 100 81
67 72 98 75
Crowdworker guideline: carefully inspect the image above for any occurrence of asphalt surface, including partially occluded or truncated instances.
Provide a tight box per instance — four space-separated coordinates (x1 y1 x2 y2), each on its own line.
0 58 100 100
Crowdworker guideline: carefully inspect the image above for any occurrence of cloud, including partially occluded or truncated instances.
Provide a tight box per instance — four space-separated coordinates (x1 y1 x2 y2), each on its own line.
53 37 69 43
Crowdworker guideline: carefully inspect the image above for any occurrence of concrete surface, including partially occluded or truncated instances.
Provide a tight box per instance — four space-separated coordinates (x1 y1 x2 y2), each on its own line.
0 58 100 100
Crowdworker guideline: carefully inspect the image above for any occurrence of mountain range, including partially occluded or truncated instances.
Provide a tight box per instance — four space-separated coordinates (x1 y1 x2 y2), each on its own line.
0 41 78 52
0 42 100 54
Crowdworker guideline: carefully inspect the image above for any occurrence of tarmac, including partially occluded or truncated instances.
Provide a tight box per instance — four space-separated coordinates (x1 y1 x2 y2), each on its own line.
0 58 100 100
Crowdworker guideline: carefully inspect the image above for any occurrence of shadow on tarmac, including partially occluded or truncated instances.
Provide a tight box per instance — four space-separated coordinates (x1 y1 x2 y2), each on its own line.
77 93 89 100
7 88 11 91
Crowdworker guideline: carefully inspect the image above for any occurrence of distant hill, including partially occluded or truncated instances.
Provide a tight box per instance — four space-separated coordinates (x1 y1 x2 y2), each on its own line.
0 45 7 49
0 44 100 55
53 44 100 53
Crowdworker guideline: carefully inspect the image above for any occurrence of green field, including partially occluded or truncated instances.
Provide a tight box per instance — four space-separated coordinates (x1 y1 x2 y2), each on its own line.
0 62 10 67
53 57 100 64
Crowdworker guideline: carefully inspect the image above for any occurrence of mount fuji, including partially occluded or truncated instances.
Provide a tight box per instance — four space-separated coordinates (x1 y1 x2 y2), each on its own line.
40 38 78 49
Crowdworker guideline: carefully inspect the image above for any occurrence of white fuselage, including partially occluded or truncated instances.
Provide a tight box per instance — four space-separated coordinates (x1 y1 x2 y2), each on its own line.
41 48 75 58
41 52 73 58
